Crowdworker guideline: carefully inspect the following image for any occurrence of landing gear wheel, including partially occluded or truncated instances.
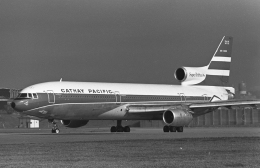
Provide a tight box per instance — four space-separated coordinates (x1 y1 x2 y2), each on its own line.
55 129 60 133
51 128 60 134
50 120 60 134
163 126 170 132
169 126 176 132
163 126 180 133
124 126 130 132
116 126 124 132
110 126 117 132
176 126 183 132
110 120 131 133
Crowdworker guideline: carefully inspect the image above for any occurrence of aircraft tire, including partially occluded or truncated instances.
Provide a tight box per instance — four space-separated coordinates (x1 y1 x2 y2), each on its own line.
163 126 169 132
116 126 124 132
169 126 176 132
176 126 183 132
124 126 130 132
110 126 117 132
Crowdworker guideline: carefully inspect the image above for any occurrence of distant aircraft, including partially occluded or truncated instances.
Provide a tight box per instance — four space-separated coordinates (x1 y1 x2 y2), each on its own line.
11 36 260 133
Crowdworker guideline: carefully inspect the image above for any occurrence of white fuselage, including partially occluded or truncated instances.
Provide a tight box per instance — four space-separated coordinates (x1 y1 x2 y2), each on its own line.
12 81 231 120
22 81 229 100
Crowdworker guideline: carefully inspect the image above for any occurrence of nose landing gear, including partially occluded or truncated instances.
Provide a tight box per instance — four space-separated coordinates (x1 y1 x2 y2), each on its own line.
48 119 60 134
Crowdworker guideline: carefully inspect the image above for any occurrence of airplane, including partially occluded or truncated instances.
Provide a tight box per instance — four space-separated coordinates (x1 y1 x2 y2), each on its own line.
10 36 260 133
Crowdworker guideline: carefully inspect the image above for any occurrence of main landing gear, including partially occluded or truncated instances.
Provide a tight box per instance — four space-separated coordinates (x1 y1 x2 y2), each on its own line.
163 126 183 133
48 119 60 134
110 120 130 133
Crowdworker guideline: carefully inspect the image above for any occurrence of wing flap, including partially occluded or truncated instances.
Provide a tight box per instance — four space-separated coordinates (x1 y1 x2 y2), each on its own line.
126 100 260 116
189 99 260 109
124 100 260 120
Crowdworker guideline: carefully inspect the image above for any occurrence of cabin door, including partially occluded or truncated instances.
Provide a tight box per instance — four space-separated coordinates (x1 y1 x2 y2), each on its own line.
47 90 55 103
203 94 208 102
115 91 121 105
179 93 186 102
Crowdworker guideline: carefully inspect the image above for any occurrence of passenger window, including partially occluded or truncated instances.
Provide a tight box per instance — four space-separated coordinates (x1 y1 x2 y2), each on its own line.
28 93 32 98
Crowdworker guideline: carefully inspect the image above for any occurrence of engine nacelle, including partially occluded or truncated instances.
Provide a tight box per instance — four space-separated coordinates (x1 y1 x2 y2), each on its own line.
174 66 207 85
163 108 193 126
61 120 89 128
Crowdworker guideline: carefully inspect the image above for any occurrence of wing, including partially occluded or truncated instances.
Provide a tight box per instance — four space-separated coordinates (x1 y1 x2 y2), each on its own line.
126 99 260 117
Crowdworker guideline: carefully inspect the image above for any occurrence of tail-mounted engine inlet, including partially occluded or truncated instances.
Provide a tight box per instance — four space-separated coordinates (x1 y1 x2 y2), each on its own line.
174 66 207 85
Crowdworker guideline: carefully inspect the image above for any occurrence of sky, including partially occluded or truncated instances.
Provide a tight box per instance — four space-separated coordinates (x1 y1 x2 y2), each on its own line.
0 0 260 91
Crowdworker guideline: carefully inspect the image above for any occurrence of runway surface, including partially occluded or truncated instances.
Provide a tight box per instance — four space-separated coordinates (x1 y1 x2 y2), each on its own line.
0 127 260 167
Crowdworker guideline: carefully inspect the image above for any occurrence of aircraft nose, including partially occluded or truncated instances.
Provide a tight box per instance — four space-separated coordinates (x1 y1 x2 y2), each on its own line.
11 102 16 108
10 100 29 112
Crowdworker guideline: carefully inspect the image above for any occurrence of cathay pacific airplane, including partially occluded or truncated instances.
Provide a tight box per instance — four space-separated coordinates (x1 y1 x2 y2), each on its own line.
11 36 260 133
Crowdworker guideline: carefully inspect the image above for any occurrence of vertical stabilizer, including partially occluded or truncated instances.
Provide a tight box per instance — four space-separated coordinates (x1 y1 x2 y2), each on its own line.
174 36 233 86
202 36 233 86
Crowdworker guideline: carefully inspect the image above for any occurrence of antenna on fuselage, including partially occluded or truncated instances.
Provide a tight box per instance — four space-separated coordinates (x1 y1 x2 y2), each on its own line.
60 78 62 82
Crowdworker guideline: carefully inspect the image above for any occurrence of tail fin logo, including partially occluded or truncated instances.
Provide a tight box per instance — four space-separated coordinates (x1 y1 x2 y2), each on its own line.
220 50 227 52
224 40 229 45
189 73 206 78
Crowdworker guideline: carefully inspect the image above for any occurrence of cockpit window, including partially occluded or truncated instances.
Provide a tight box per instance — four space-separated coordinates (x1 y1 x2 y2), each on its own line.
17 93 38 99
19 93 28 98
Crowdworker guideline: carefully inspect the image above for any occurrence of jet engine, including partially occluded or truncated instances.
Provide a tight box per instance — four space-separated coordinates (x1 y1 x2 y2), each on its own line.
163 108 193 126
61 120 89 128
174 66 207 85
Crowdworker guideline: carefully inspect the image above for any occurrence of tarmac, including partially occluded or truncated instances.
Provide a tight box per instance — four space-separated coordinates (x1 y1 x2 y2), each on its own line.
0 127 260 167
0 127 260 144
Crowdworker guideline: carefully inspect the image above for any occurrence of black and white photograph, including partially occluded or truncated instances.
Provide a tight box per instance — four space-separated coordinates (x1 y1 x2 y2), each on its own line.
0 0 260 167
